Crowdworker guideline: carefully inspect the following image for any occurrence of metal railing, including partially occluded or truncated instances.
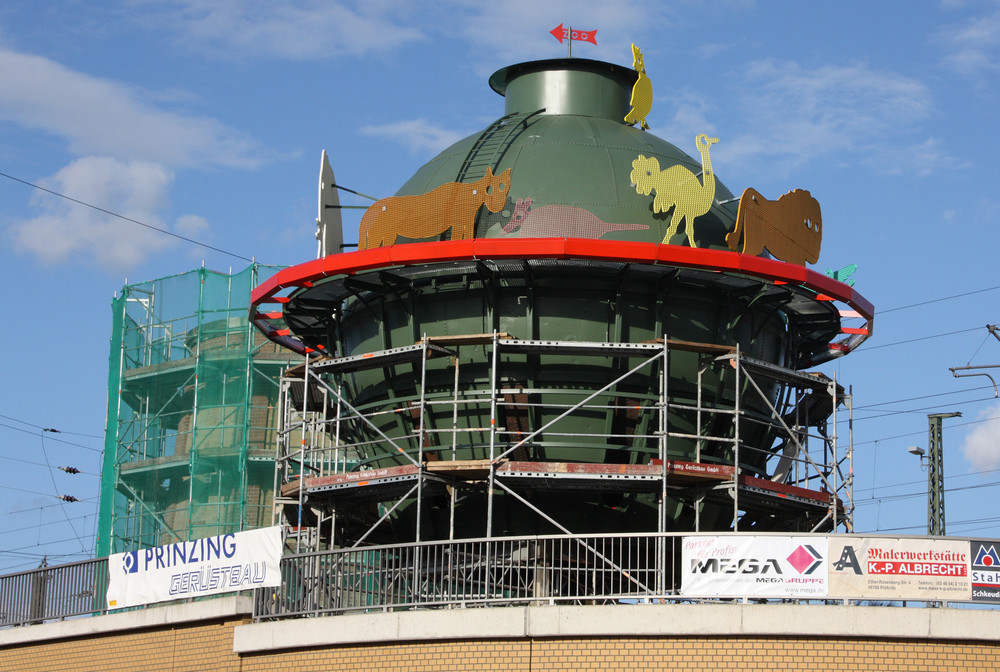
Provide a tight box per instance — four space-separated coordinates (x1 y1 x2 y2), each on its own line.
0 558 109 627
5 532 1000 628
253 532 1000 621
254 533 678 620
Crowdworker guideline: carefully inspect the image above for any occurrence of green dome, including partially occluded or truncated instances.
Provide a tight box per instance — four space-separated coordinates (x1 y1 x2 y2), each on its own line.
394 58 736 249
263 57 865 543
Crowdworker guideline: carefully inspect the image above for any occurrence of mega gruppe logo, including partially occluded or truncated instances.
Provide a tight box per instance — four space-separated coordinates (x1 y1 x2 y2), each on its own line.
786 544 824 575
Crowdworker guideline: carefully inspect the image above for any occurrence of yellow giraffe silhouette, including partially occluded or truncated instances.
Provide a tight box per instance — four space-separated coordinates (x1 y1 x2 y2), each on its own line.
625 44 652 130
630 134 719 246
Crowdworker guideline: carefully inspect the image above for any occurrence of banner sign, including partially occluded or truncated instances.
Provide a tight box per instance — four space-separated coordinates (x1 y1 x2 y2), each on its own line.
681 536 828 597
107 526 282 609
828 537 970 602
971 540 1000 603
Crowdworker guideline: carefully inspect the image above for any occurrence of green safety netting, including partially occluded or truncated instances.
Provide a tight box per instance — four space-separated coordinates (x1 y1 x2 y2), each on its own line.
96 265 299 556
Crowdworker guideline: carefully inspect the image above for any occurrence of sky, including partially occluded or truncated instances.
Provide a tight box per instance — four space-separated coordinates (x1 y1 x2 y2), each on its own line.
1 0 999 574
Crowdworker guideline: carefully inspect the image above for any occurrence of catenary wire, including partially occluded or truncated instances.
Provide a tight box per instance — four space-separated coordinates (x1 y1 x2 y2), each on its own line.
0 170 255 263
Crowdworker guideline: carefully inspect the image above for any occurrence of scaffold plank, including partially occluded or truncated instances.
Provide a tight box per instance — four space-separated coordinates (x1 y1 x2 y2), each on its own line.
310 343 455 374
498 340 664 357
420 332 514 347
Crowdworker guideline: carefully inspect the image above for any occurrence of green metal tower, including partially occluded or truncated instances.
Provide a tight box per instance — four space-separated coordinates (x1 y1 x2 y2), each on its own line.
927 412 961 536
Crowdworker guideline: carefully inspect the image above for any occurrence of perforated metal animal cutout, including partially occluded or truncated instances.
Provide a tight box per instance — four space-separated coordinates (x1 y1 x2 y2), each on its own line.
625 44 652 130
631 134 718 246
358 167 511 249
726 188 822 265
502 198 649 238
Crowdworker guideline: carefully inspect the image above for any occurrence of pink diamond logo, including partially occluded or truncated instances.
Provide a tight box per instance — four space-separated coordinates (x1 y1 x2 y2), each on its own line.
787 545 822 574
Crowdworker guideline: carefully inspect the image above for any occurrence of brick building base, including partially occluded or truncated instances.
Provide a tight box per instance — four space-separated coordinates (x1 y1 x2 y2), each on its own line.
3 598 999 671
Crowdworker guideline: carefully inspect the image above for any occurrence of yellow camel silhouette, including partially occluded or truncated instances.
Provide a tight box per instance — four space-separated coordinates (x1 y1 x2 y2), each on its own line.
630 134 718 246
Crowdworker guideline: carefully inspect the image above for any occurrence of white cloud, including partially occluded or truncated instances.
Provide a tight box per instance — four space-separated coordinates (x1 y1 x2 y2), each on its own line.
711 59 945 178
7 157 200 271
935 8 1000 78
443 0 679 73
654 90 720 151
960 402 1000 470
360 119 467 156
174 214 210 236
138 0 427 59
0 45 264 271
744 59 931 143
861 137 969 177
142 0 666 67
0 45 262 168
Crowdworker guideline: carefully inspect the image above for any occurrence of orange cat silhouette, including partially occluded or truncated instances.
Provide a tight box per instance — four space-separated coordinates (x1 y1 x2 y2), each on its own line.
359 167 511 250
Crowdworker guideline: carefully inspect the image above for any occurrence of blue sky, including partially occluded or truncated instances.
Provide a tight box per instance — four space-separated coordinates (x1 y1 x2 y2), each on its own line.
1 0 999 573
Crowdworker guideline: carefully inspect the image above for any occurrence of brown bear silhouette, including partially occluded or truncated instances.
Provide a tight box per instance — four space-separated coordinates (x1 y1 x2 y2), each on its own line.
726 188 822 265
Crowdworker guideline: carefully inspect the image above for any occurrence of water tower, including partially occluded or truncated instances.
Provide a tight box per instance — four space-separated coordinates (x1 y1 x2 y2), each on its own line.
251 57 872 558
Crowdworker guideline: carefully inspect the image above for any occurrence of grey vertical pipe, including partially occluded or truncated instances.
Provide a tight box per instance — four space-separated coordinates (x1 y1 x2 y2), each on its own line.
733 346 741 531
296 356 310 553
449 357 460 541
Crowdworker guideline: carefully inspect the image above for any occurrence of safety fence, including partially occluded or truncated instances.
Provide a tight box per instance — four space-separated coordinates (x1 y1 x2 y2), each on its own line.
254 534 678 620
5 532 999 627
0 558 108 627
252 532 1000 620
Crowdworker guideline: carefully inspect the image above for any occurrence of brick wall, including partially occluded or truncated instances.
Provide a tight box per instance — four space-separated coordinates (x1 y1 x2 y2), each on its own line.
240 636 1000 672
0 616 247 672
4 602 1000 672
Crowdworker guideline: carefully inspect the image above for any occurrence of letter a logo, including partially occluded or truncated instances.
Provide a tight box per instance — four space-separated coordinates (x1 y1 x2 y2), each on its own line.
833 545 862 574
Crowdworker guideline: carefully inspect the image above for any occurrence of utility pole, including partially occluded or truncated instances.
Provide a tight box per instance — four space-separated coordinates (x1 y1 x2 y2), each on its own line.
927 412 961 536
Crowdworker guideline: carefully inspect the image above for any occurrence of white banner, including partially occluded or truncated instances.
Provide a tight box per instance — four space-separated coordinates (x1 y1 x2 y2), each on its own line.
828 537 970 602
681 536 828 597
107 526 283 609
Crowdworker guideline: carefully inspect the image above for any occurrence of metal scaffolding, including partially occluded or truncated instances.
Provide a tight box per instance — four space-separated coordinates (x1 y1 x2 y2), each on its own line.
271 333 852 565
97 265 301 556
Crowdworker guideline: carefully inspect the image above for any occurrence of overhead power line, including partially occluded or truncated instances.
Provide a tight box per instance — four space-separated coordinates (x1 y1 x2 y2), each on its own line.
0 421 102 453
0 452 95 475
0 413 103 440
853 326 984 352
0 169 254 263
852 383 996 411
879 286 1000 315
855 479 1000 507
852 412 1000 448
849 393 996 423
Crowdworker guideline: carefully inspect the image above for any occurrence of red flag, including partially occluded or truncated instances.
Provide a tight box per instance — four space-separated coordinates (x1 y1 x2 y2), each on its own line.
550 23 597 45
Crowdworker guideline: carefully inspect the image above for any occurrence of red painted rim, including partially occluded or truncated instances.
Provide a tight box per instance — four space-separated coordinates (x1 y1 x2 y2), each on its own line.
251 239 874 361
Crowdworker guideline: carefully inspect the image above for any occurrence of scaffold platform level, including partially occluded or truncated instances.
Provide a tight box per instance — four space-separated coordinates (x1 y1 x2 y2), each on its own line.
282 459 838 513
282 336 737 378
728 354 837 391
272 332 852 548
